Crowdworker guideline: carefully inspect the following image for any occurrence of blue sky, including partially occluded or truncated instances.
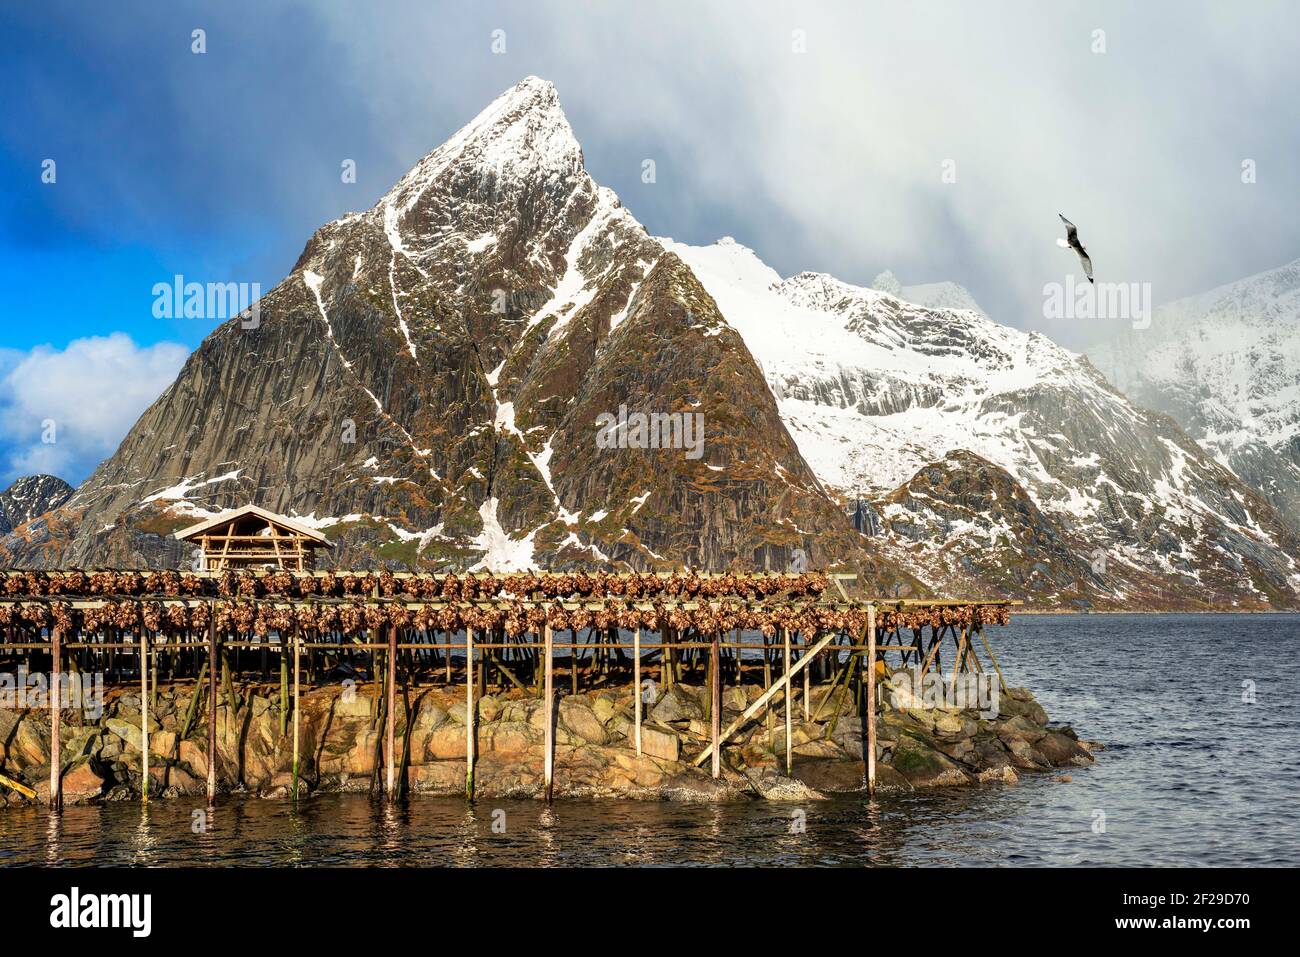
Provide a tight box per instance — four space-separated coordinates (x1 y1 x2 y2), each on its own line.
3 0 1298 486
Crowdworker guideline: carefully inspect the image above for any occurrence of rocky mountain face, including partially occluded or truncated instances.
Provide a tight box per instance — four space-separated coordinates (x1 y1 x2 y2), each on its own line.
1088 258 1300 536
3 78 911 588
3 77 1297 609
661 238 1300 609
0 475 73 534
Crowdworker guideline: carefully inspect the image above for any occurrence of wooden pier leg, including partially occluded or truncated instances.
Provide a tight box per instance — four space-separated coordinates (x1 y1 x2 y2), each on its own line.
782 627 792 776
386 622 397 799
465 629 475 800
444 629 452 683
207 611 217 804
633 626 642 756
570 628 578 696
710 631 721 779
279 637 289 737
543 624 554 802
802 633 810 722
140 630 149 804
866 604 877 796
976 624 1007 692
762 630 772 732
49 623 62 811
292 628 300 801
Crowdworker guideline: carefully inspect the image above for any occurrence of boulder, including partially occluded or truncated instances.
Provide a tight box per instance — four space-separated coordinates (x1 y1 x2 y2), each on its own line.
744 766 826 801
1002 735 1050 771
179 739 208 777
477 694 501 723
426 724 469 760
60 756 106 804
890 735 973 788
792 758 866 792
482 721 537 754
334 691 374 719
637 724 680 762
872 764 913 793
559 698 607 745
997 714 1047 743
650 684 704 724
977 765 1019 785
1034 731 1093 767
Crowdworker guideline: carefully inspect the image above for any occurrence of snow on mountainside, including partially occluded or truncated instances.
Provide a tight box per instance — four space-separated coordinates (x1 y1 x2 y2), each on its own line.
0 475 73 535
4 76 1297 608
871 269 987 316
1088 258 1300 532
662 237 1300 607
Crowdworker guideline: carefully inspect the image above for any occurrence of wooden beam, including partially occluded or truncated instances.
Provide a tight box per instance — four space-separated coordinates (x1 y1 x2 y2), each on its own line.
140 630 149 804
543 624 554 802
866 604 877 795
49 623 62 810
633 626 642 756
692 630 837 768
385 622 397 799
782 627 792 775
710 631 721 779
976 624 1007 692
465 628 475 800
207 610 217 803
0 770 36 800
292 626 300 800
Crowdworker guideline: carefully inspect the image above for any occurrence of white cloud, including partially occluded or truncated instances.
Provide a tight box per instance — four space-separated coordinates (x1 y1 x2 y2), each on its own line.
314 1 1300 350
0 333 188 485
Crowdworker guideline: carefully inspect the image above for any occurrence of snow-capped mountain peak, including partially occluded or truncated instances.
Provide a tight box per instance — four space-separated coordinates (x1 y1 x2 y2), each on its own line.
382 76 584 216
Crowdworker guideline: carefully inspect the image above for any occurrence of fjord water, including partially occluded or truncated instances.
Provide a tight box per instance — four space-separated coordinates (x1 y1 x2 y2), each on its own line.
4 614 1296 867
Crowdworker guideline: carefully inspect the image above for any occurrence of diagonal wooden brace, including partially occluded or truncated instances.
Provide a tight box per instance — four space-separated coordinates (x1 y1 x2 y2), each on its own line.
692 630 839 767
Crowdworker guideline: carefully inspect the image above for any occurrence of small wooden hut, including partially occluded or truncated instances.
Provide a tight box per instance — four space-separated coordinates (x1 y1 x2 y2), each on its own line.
173 505 332 571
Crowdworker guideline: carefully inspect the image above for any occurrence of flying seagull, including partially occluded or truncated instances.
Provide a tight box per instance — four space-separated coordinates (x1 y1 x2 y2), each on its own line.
1057 213 1094 283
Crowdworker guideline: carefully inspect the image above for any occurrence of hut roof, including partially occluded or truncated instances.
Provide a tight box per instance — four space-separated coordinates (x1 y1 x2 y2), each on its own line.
172 505 333 547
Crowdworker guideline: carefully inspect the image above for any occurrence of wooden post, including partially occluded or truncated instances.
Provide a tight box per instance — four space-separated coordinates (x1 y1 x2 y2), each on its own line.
465 628 475 800
976 624 1007 692
49 623 62 811
782 627 792 775
279 636 289 737
633 626 642 756
543 623 554 802
710 631 721 779
140 630 149 804
292 627 300 801
866 604 877 796
802 633 810 722
207 610 217 803
385 622 397 799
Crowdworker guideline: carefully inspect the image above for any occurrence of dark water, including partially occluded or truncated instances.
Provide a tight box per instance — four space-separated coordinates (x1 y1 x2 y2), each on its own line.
3 614 1297 867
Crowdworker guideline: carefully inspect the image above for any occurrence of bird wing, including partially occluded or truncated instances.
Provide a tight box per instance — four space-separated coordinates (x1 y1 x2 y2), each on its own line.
1076 247 1094 282
1059 212 1079 245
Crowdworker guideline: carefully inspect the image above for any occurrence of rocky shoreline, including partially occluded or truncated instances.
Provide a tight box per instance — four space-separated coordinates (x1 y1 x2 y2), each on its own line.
1 670 1098 807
